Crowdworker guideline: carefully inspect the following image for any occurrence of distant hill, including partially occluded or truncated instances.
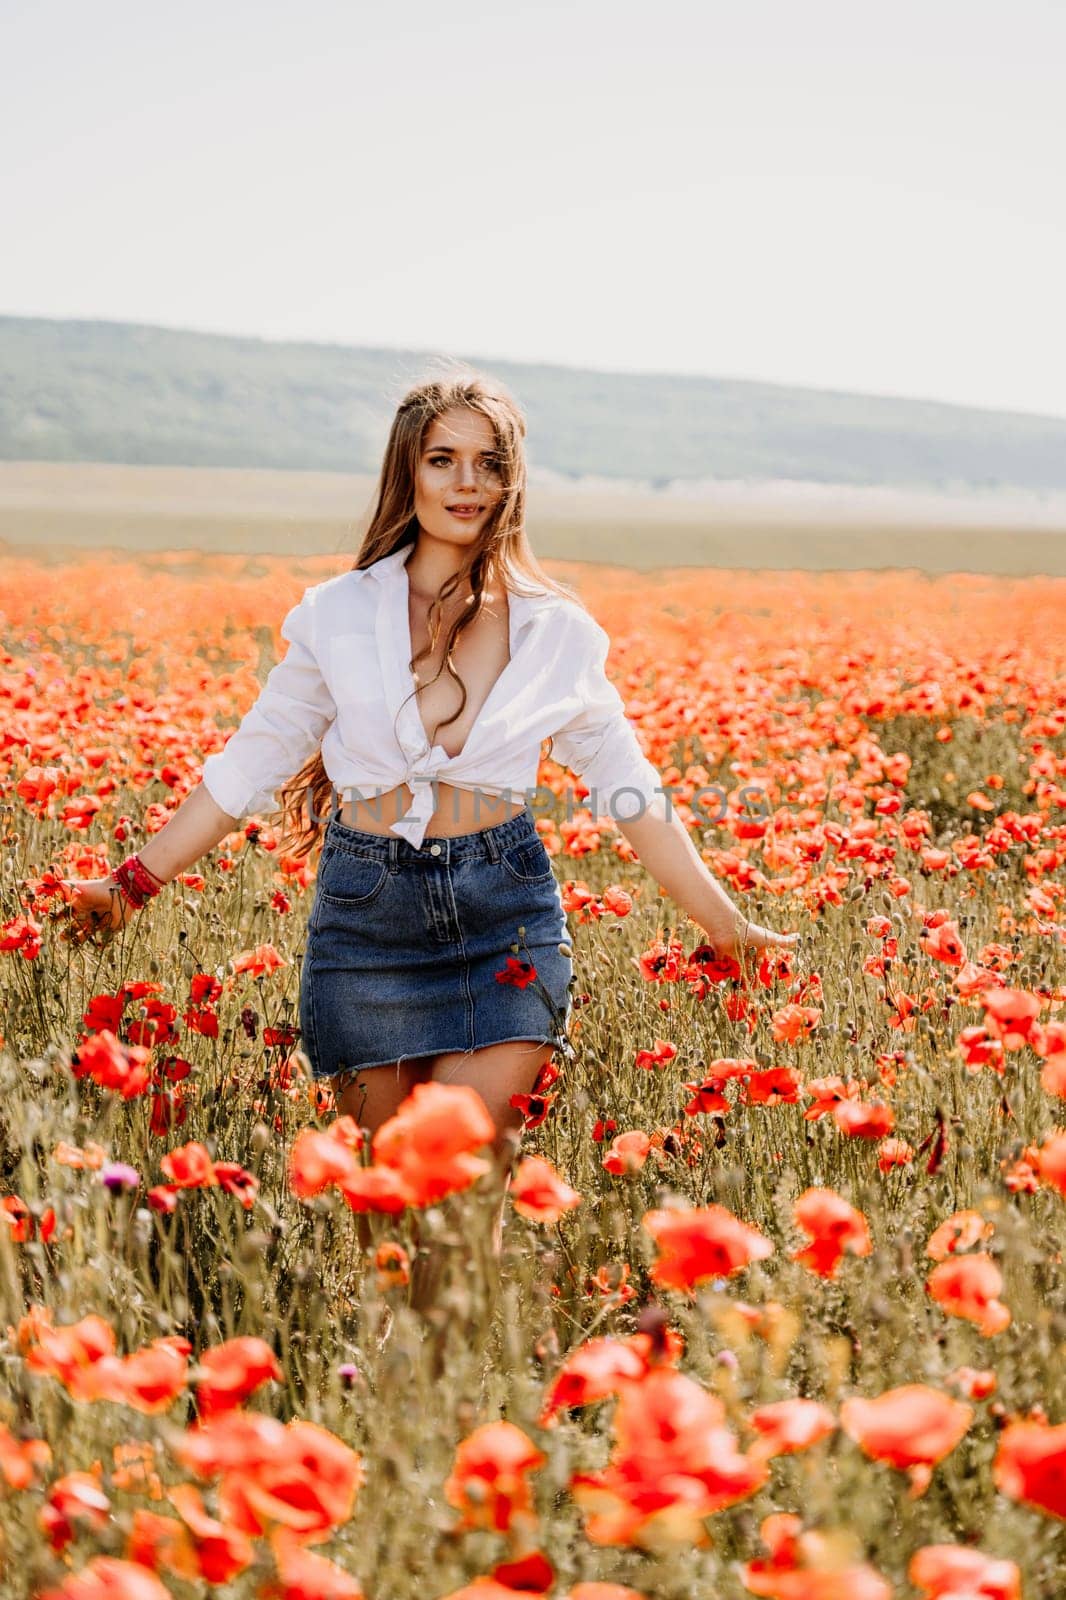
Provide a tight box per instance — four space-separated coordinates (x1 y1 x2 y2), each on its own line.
3 314 1066 492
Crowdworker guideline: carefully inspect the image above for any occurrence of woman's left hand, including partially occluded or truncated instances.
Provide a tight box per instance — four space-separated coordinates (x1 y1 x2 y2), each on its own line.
702 905 801 966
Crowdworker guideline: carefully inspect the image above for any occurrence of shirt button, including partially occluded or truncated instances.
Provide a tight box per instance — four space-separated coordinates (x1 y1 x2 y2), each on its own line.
429 843 442 855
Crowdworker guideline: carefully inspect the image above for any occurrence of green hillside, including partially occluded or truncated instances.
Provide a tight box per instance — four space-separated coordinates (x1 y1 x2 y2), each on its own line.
3 314 1066 491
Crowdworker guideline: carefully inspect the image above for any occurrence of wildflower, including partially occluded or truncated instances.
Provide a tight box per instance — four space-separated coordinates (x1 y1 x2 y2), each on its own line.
791 1189 872 1279
101 1162 140 1193
510 1155 583 1222
832 1099 895 1139
373 1241 411 1291
980 988 1042 1050
53 1140 107 1170
164 1484 256 1582
877 1137 914 1171
919 918 967 967
840 1385 972 1475
602 1131 653 1174
38 1557 172 1600
211 1162 259 1208
69 1029 152 1098
742 1512 892 1600
743 1066 803 1106
908 1543 1020 1599
944 1367 997 1401
372 1081 496 1206
337 1165 415 1215
174 1410 365 1539
494 956 537 988
925 1209 994 1260
539 1331 683 1427
634 1038 678 1070
993 1418 1066 1520
643 1204 773 1291
509 1088 557 1129
1034 1131 1066 1196
263 1530 366 1597
0 1423 50 1489
802 1076 861 1121
1 1195 32 1241
288 1119 364 1198
444 1420 545 1534
569 1367 767 1547
95 1336 191 1413
194 1337 282 1417
927 1254 1011 1335
22 1309 116 1400
231 942 287 979
161 1142 217 1188
39 1469 110 1551
748 1399 837 1458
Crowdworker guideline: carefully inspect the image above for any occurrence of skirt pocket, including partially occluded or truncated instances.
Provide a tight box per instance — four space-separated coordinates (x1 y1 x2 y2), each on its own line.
316 845 391 907
498 834 555 885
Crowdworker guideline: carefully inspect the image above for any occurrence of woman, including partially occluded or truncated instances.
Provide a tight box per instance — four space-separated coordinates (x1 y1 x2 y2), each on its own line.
60 372 798 1296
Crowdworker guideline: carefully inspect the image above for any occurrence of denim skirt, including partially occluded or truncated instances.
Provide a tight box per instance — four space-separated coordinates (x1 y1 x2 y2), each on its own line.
298 806 575 1079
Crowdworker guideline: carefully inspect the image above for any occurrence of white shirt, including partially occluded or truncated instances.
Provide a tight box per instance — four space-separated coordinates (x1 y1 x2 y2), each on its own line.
201 542 664 847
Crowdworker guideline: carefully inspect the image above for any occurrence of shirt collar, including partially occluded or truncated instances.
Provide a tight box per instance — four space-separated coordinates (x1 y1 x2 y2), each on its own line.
361 542 557 638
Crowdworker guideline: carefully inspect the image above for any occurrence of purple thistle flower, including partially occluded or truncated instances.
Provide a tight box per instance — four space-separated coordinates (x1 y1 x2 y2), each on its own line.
101 1162 140 1193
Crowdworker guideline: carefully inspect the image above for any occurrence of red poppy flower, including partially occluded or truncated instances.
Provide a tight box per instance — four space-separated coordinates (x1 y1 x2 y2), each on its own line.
908 1543 1021 1600
743 1067 803 1106
840 1385 972 1472
0 1423 50 1490
337 1165 415 1215
643 1204 773 1291
570 1367 767 1547
832 1099 895 1139
94 1336 191 1413
993 1419 1066 1520
791 1188 872 1279
538 1331 683 1427
602 1131 653 1175
195 1337 282 1417
288 1122 362 1199
927 1254 1011 1336
510 1155 583 1222
374 1241 411 1291
742 1511 892 1600
925 1209 994 1261
167 1483 256 1583
37 1556 172 1600
263 1530 366 1598
1034 1131 1066 1196
69 1029 152 1099
748 1398 837 1458
494 956 538 989
444 1420 546 1533
372 1082 496 1206
160 1142 217 1189
39 1469 110 1551
980 988 1042 1050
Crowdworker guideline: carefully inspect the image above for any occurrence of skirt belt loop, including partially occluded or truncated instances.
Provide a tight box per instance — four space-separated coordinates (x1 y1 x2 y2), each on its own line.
482 827 501 863
388 837 399 873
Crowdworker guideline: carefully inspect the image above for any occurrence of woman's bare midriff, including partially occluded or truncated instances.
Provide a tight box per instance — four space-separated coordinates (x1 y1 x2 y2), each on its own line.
340 781 526 838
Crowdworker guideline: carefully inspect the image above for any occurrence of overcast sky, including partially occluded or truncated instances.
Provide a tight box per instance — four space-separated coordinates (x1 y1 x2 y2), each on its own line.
3 0 1065 419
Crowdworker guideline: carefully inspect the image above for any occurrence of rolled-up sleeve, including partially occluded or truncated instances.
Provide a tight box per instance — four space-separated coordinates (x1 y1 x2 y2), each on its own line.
201 589 337 820
549 618 664 823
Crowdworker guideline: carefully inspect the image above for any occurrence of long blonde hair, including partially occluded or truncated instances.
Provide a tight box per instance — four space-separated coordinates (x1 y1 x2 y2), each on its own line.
273 369 587 859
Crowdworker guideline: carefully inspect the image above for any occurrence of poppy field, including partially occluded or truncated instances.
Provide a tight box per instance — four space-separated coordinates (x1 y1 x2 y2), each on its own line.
2 549 1065 1599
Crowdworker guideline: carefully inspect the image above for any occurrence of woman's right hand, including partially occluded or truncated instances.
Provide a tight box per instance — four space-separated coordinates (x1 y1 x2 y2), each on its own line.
52 878 140 947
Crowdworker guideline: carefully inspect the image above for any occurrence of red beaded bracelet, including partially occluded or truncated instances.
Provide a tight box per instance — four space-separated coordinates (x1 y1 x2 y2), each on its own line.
110 853 167 910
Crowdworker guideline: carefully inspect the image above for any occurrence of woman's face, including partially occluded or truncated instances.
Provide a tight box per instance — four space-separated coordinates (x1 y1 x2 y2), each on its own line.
413 406 505 550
